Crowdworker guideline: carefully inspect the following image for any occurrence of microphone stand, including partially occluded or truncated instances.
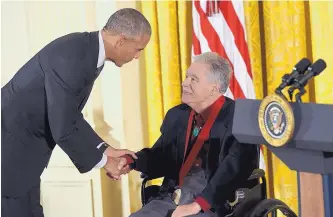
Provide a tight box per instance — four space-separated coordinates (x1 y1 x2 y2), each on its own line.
275 74 289 101
288 84 306 103
275 88 288 101
295 87 306 103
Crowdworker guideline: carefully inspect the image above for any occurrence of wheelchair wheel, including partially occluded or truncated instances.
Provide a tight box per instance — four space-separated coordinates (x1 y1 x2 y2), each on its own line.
249 199 298 217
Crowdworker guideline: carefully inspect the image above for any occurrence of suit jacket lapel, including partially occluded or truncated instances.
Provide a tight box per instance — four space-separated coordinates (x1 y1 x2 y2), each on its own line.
78 31 100 111
208 100 229 170
210 98 233 139
176 108 191 167
82 31 100 85
209 114 227 150
91 31 99 71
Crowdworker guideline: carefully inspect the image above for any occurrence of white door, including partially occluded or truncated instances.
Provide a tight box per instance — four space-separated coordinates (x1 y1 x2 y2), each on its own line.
40 147 102 217
40 102 105 217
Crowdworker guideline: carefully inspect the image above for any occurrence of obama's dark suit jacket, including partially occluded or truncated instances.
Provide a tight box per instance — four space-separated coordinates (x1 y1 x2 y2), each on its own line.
1 31 105 198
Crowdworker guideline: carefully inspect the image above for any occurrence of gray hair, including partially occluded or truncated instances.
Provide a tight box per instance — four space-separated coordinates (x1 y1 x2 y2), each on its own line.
193 52 232 94
103 8 151 38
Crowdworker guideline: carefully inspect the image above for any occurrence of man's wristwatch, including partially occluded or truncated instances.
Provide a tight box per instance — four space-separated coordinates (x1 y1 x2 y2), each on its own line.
98 142 109 153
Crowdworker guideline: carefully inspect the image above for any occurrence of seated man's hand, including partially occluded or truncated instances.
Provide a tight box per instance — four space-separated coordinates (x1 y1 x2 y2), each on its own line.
106 156 131 180
171 202 201 217
103 147 137 180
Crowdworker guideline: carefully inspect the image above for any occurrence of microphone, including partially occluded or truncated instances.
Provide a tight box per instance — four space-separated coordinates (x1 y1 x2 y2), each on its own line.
289 59 327 90
288 59 327 102
276 58 311 91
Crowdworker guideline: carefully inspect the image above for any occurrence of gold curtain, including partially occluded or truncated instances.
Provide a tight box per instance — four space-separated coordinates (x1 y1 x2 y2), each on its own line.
140 1 192 146
139 1 192 185
309 1 333 104
244 1 333 215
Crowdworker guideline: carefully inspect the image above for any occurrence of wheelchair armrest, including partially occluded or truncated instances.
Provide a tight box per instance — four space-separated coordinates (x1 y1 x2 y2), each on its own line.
247 169 267 200
140 173 155 186
140 173 163 206
248 169 265 180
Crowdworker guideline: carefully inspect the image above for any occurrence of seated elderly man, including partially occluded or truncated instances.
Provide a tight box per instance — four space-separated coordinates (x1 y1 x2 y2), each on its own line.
122 52 259 217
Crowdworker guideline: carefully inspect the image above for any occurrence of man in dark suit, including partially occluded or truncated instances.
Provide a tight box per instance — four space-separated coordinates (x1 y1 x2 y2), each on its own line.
1 8 151 217
120 52 259 217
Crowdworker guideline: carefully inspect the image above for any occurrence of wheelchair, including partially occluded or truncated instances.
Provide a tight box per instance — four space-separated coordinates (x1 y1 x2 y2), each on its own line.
140 169 298 217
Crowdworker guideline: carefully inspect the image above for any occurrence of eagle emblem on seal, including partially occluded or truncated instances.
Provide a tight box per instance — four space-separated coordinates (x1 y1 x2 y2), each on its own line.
268 107 285 135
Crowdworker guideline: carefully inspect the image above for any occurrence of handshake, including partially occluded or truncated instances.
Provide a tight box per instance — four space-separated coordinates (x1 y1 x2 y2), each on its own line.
102 146 137 180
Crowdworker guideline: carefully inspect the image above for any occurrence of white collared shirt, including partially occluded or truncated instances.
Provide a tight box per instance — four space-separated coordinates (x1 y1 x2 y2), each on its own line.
97 31 105 68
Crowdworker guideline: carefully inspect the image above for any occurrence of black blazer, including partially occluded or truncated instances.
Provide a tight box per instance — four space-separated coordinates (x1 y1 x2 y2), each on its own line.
1 31 105 197
132 98 259 213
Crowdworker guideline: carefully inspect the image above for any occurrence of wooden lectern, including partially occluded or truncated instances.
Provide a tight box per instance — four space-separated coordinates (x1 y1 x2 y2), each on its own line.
232 97 333 217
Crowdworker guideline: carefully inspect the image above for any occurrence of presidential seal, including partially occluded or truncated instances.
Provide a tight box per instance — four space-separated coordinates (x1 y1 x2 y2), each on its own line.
258 94 295 147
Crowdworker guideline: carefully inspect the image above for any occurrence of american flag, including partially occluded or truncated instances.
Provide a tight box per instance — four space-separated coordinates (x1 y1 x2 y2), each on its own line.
192 0 266 170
